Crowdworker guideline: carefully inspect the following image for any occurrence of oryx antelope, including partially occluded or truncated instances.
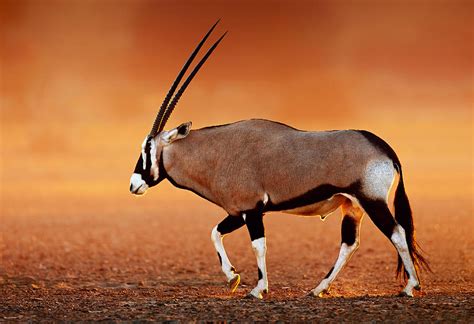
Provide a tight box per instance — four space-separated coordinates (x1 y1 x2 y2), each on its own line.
129 21 429 299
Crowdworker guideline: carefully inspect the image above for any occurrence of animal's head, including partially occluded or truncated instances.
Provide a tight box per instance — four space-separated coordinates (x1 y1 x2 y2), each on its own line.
130 122 192 195
130 20 226 195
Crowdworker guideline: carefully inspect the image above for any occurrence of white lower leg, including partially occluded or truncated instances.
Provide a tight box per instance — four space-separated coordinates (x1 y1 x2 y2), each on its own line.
391 225 420 296
312 242 359 296
249 237 268 299
211 226 238 282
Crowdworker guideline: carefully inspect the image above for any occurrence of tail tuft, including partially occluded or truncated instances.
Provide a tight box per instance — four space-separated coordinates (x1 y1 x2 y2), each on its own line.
394 164 431 281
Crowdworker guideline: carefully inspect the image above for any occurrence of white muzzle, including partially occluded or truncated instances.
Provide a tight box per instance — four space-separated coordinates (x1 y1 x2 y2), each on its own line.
130 173 149 195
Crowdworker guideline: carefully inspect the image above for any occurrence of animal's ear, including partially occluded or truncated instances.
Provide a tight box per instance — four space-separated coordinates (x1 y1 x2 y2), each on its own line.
161 122 192 144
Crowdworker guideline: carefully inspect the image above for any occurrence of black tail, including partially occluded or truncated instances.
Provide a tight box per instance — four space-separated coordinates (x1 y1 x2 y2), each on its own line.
393 164 431 281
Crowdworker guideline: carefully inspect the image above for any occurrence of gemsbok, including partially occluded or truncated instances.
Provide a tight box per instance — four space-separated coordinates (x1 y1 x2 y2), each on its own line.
129 21 429 299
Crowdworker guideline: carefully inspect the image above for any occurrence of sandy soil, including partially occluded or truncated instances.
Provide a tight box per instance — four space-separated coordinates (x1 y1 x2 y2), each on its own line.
1 190 473 321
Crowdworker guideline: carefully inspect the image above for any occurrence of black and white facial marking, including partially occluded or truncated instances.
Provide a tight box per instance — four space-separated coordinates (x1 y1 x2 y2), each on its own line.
130 135 160 195
129 122 192 195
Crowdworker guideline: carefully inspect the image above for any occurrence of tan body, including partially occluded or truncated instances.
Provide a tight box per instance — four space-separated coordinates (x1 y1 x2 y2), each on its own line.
163 119 387 217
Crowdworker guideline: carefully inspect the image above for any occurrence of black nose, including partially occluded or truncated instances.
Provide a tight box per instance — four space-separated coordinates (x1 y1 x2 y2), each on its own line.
129 184 133 192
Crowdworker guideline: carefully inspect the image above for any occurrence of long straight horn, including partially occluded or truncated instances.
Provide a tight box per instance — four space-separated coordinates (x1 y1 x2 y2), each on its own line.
149 20 220 136
158 31 227 133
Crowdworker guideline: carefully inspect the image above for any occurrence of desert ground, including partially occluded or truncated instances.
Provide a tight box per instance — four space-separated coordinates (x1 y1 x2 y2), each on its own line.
1 177 473 321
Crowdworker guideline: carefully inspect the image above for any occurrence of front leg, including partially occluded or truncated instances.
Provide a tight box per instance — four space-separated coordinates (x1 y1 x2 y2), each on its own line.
211 215 245 292
244 211 268 299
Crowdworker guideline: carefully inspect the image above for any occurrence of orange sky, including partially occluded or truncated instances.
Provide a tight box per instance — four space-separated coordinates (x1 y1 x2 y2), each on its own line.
1 0 472 123
0 0 472 204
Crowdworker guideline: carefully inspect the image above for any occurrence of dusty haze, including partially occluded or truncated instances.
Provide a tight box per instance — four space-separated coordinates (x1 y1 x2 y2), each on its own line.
1 0 472 203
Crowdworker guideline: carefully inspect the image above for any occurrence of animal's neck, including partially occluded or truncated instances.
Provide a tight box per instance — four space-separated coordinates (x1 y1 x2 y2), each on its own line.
161 139 219 205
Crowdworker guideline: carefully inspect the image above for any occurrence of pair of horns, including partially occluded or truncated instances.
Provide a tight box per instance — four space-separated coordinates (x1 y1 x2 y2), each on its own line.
149 20 227 136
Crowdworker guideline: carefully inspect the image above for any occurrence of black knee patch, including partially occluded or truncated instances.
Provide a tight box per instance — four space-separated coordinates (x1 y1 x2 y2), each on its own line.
341 216 357 245
324 266 334 279
217 252 222 266
359 199 396 238
245 213 265 241
258 268 263 281
217 215 246 235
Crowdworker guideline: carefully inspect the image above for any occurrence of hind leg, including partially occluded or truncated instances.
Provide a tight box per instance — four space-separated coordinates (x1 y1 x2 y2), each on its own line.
359 199 420 296
311 200 363 297
391 224 421 296
211 215 245 292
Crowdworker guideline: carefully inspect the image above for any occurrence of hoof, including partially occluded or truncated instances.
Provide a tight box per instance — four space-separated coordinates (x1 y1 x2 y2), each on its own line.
243 293 262 300
311 288 330 298
303 289 329 299
229 274 240 293
397 291 414 297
